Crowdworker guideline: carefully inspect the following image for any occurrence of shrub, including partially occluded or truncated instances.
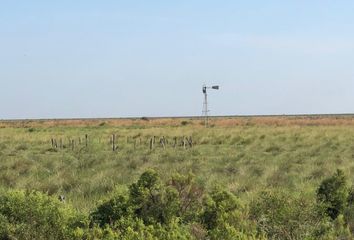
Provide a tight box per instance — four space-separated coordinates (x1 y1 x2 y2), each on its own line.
91 170 180 227
129 170 180 225
202 188 259 239
90 194 131 227
181 121 190 126
317 169 349 219
250 190 332 239
168 173 204 222
0 189 86 240
98 122 106 127
201 189 243 230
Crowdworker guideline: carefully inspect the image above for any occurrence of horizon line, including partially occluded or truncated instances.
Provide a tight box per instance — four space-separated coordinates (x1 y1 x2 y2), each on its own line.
2 113 354 122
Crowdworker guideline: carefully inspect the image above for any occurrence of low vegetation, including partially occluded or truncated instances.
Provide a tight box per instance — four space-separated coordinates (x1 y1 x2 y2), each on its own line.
1 169 354 239
2 116 354 239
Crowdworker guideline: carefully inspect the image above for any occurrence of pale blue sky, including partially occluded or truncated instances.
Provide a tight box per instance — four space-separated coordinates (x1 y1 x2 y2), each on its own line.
1 1 354 119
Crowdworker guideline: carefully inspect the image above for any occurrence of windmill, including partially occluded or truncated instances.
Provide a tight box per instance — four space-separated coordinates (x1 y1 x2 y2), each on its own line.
202 84 219 127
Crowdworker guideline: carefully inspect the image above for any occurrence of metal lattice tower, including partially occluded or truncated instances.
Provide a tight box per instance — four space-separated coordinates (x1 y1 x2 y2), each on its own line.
202 84 219 127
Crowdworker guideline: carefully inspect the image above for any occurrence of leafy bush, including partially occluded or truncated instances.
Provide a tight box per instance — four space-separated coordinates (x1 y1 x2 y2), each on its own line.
250 190 332 239
201 188 259 239
90 194 131 227
0 189 86 240
91 170 180 226
128 170 180 225
168 172 204 222
5 169 354 239
90 170 264 239
201 189 243 230
317 169 349 219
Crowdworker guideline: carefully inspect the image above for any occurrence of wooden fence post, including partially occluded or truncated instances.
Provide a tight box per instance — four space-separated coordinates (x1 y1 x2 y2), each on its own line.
150 138 154 150
187 136 193 148
160 137 165 150
112 134 116 151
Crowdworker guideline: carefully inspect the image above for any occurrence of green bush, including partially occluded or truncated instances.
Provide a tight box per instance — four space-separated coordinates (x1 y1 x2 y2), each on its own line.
5 169 354 239
91 170 180 226
250 190 332 239
90 170 263 239
201 189 243 230
128 170 180 225
317 169 349 219
201 188 259 239
0 189 86 240
168 172 204 222
90 194 131 227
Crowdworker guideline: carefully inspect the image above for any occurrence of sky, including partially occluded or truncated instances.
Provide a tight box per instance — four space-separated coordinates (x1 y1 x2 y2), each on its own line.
1 1 354 119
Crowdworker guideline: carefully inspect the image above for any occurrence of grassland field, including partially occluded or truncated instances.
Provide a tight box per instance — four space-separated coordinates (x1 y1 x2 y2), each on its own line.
1 115 354 213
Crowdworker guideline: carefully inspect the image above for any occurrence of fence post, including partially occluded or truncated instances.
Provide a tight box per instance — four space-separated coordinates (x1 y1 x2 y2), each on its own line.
112 134 116 151
150 138 154 150
187 136 193 148
160 137 165 150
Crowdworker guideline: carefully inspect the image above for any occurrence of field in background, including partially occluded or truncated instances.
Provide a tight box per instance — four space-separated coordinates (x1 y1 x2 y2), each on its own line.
1 115 354 211
3 114 354 128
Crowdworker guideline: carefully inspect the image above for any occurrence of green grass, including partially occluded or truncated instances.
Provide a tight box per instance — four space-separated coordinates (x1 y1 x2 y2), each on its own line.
1 122 354 212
